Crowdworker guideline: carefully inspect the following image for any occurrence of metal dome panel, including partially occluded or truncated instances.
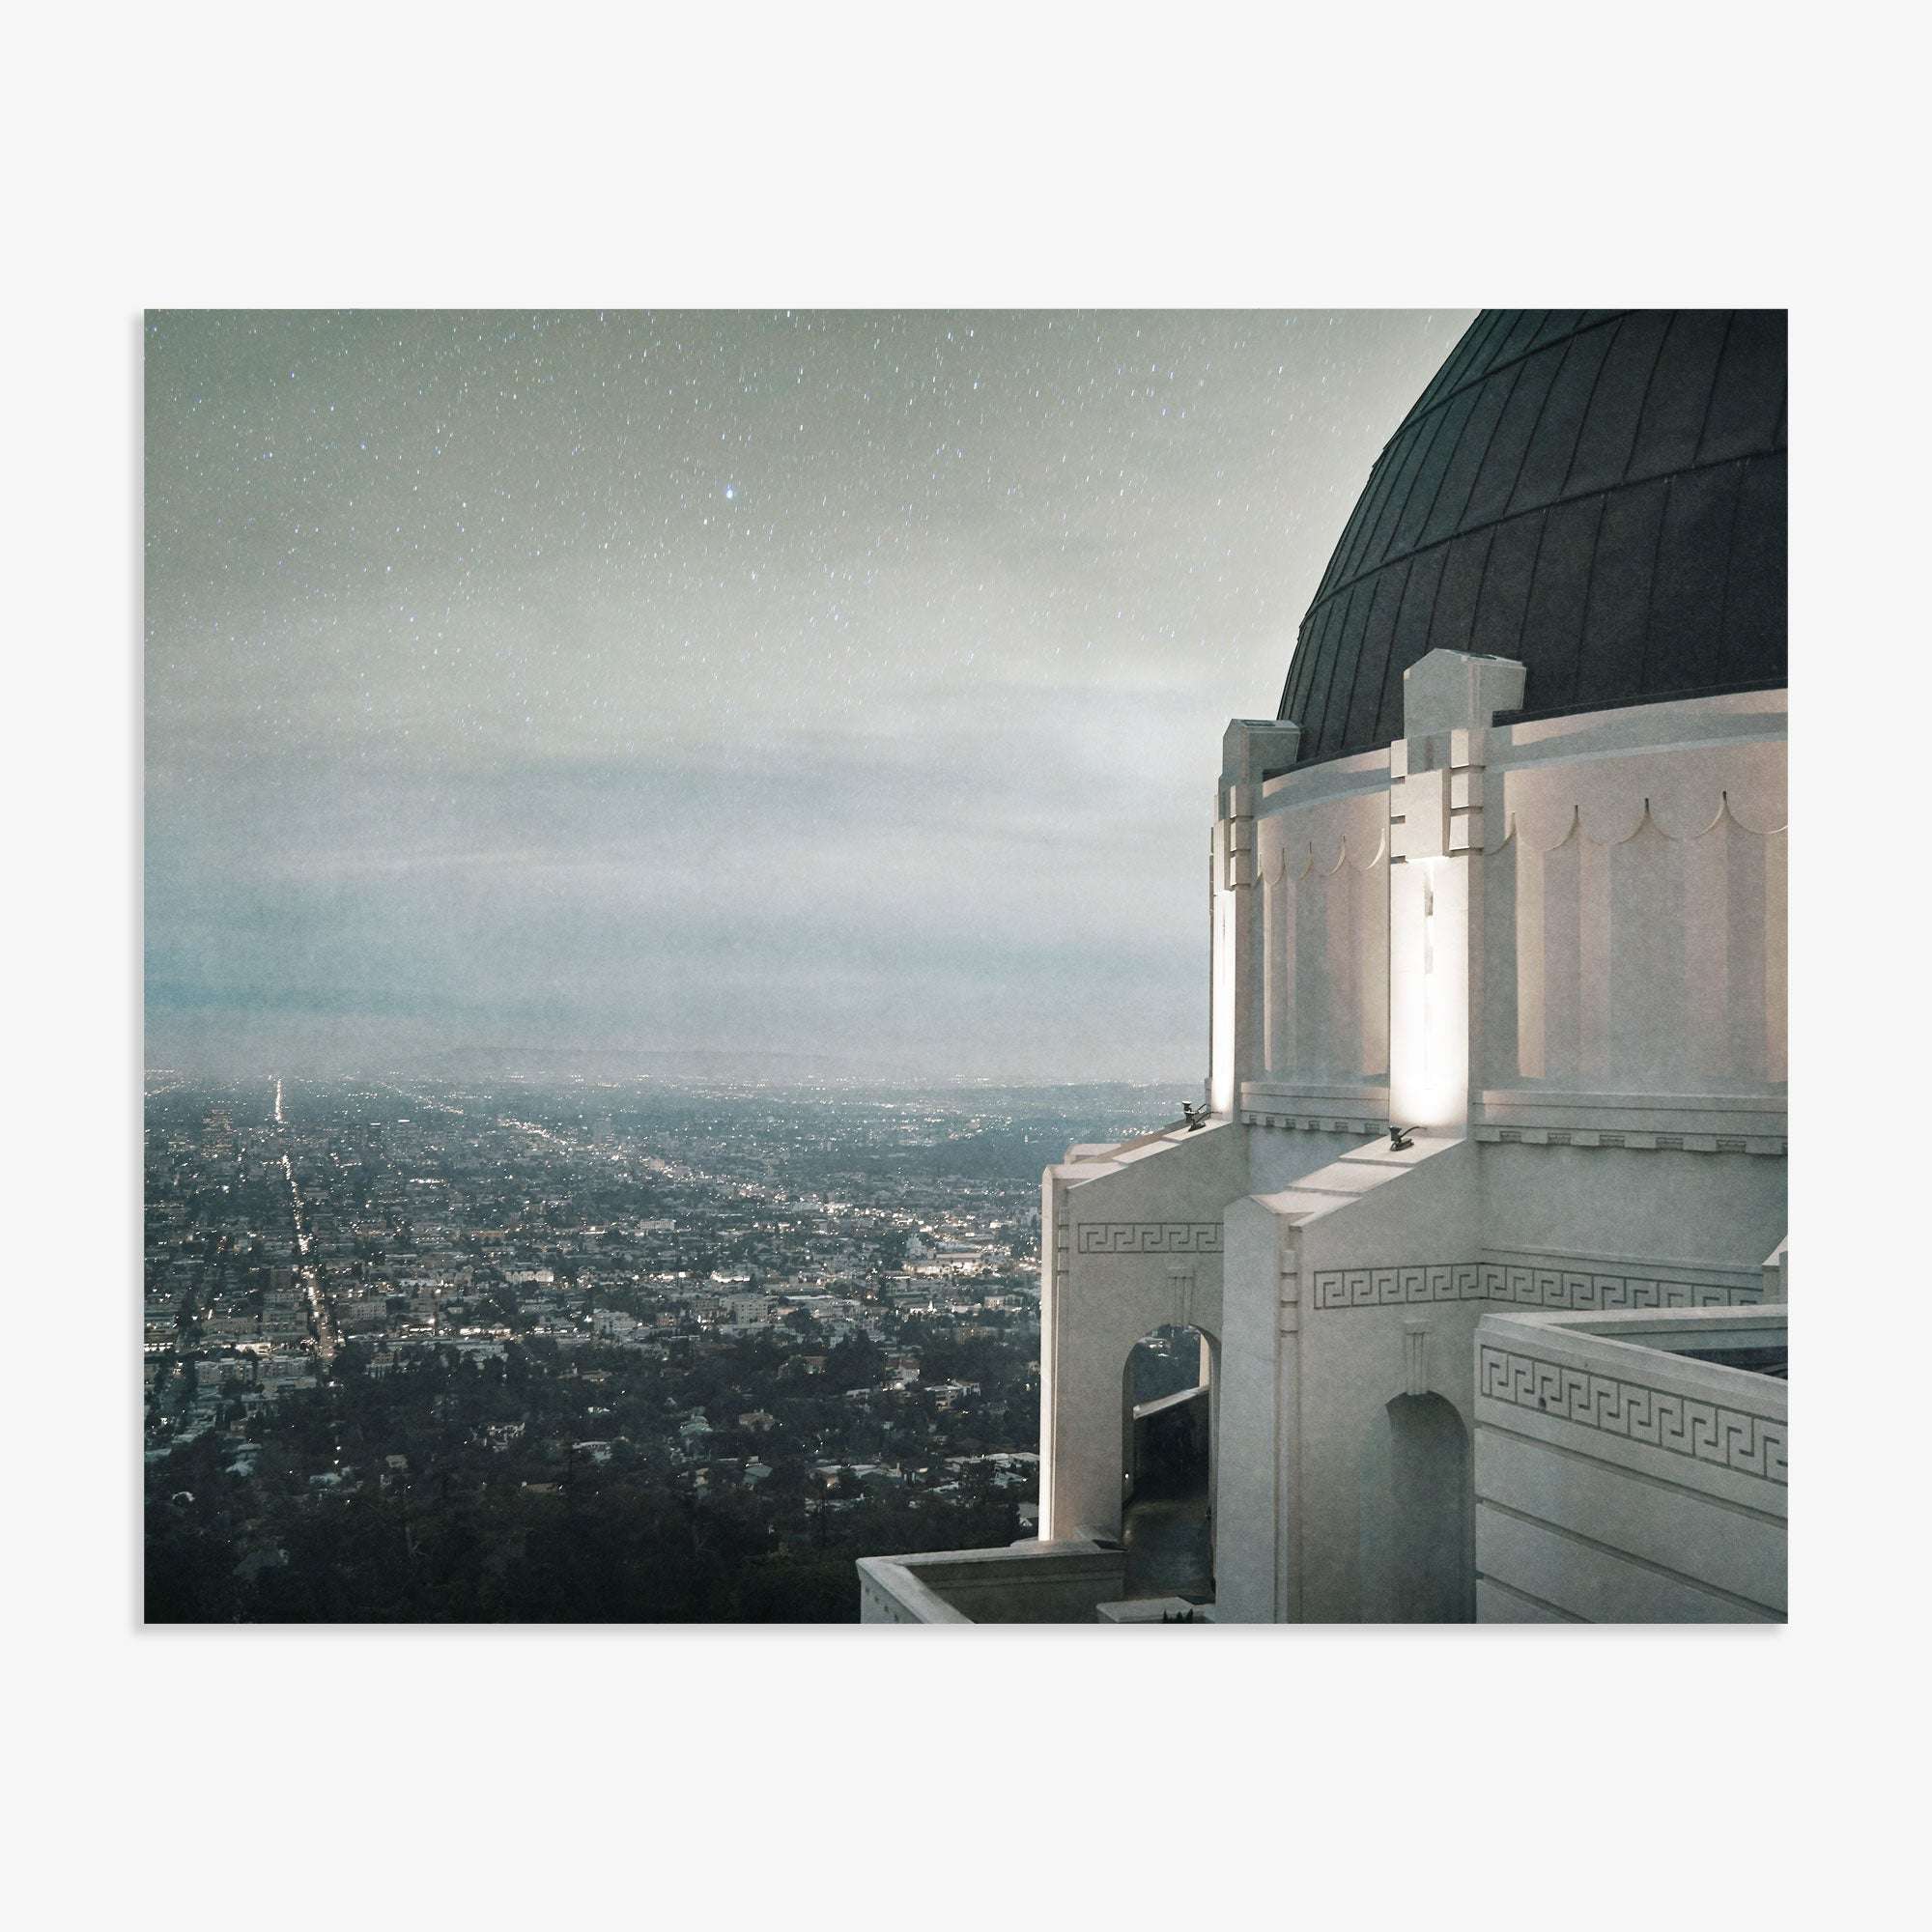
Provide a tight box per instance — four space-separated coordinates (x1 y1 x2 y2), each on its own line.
1278 310 1787 761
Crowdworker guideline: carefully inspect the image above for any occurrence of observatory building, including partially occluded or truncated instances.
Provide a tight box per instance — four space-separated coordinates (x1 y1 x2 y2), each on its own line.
861 310 1787 1624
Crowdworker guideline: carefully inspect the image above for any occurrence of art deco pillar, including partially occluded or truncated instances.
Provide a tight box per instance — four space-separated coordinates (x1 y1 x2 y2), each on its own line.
1217 1190 1299 1621
1210 718 1301 1118
1387 651 1525 1132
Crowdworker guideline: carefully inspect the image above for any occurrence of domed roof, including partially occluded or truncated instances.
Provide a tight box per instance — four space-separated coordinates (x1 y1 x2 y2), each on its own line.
1277 310 1786 763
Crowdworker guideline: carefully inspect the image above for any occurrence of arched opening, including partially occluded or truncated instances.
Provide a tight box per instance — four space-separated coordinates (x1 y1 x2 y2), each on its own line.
1358 1392 1472 1622
1121 1324 1214 1602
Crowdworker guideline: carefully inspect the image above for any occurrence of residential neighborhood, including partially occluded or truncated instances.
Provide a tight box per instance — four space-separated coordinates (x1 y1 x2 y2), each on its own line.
143 1073 1171 1618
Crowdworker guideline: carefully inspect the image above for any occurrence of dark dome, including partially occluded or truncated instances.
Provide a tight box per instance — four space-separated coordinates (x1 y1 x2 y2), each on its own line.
1277 310 1786 762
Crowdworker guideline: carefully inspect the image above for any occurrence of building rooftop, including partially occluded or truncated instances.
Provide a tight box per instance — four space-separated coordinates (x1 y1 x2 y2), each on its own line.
1278 309 1787 761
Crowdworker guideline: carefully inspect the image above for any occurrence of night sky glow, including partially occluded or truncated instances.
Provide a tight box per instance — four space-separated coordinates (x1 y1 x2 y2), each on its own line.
145 309 1472 1082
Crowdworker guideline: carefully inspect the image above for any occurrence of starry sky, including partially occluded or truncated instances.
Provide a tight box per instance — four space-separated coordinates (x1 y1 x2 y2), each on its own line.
144 309 1472 1084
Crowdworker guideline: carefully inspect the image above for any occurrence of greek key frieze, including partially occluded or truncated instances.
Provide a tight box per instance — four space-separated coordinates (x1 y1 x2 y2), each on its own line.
1073 1222 1223 1256
1310 1263 1484 1308
1479 1262 1761 1311
1310 1260 1763 1312
1478 1344 1786 1485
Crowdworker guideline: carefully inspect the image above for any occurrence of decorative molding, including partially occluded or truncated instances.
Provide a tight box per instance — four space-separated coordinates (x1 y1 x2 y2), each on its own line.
1049 1190 1070 1289
1390 703 1504 864
1262 831 1388 881
1477 1088 1786 1115
1472 1090 1786 1153
1474 1124 1786 1156
1402 1321 1430 1397
1242 1084 1389 1138
1311 1258 1764 1312
1312 1263 1484 1309
1478 1344 1786 1486
1221 719 1300 892
1223 720 1302 838
1167 1261 1199 1329
1480 1258 1762 1311
1074 1222 1223 1257
1485 785 1786 856
1242 1111 1388 1136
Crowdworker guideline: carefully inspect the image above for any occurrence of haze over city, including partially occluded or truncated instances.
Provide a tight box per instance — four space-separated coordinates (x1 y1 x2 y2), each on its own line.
145 309 1470 1083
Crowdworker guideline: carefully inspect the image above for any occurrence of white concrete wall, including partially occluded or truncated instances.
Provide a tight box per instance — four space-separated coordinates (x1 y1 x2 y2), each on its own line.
927 678 1792 1624
1039 1120 1248 1543
1247 1125 1372 1194
1475 692 1786 1125
1473 1307 1786 1622
1287 1137 1485 1622
1477 1143 1786 1299
1215 1191 1291 1625
1257 780 1390 1089
1216 1134 1485 1623
1211 719 1306 1117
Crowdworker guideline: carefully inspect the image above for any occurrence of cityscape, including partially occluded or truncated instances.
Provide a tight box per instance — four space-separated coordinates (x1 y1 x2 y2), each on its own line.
138 306 1462 1626
143 1072 1194 1620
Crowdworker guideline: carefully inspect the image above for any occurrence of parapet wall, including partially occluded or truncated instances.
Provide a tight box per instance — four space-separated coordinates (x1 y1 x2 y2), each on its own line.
857 1539 1128 1624
1474 1306 1787 1622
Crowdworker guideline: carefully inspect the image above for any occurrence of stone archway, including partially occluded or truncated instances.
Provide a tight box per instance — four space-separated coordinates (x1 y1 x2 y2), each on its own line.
1121 1324 1216 1602
1358 1392 1472 1622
